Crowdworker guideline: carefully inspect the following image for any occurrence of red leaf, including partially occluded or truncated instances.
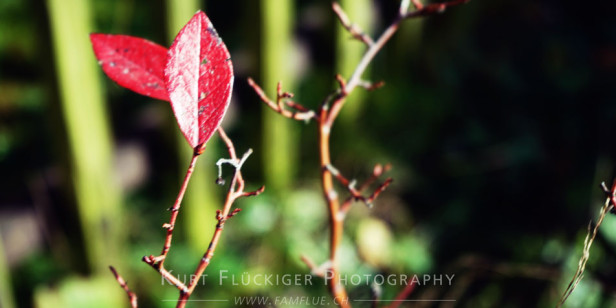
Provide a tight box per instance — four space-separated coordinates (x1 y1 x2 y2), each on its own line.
90 34 169 101
165 11 234 149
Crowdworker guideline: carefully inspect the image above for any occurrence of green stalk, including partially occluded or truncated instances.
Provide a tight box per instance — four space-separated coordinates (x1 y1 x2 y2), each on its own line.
261 0 298 194
336 0 374 124
46 0 123 273
166 0 218 252
0 232 15 308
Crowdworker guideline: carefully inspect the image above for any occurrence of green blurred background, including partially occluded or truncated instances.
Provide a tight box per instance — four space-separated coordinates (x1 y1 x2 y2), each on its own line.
1 0 615 307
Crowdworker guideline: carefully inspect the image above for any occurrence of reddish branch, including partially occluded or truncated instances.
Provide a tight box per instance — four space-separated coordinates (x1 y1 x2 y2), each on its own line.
247 78 317 122
326 163 393 212
384 282 417 308
177 128 264 307
142 142 207 268
110 128 261 308
332 2 374 46
109 266 138 308
249 1 468 307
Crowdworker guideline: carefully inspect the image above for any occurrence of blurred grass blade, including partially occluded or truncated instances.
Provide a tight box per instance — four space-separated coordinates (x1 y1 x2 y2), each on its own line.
46 0 123 272
336 0 374 124
166 0 218 252
0 232 15 308
261 0 298 194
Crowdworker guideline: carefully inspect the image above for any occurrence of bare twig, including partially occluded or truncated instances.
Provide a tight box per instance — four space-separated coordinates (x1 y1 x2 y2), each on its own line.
109 266 138 308
357 80 385 91
385 281 417 308
359 163 392 192
177 127 264 308
140 144 206 299
403 0 470 18
326 163 392 212
301 255 331 278
142 141 206 269
247 78 317 122
140 143 208 297
136 128 262 308
249 1 469 307
332 2 375 46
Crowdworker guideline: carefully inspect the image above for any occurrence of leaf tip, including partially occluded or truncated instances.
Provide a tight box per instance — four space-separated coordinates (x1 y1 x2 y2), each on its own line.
89 33 101 43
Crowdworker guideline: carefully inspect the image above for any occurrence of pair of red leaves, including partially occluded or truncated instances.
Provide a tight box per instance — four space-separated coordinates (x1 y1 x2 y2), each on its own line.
90 11 233 150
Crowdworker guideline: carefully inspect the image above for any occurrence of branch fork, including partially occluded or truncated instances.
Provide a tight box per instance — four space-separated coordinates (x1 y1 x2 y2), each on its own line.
248 1 469 307
247 77 317 123
332 2 374 47
111 128 263 308
325 163 393 212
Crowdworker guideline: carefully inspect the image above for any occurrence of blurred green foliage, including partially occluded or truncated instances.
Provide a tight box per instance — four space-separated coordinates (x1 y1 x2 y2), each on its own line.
261 0 299 196
0 0 615 307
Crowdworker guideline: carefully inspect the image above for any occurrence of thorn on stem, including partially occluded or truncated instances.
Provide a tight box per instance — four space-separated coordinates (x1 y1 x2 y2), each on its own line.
277 81 283 97
242 185 266 197
216 210 223 221
358 80 385 91
335 74 347 94
228 208 242 218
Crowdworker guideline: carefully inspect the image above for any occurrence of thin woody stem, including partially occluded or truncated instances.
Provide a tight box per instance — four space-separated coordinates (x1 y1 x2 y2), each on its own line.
138 129 263 308
359 163 391 191
249 2 470 307
326 21 400 128
177 128 264 308
318 105 349 307
327 0 469 127
332 2 375 46
322 2 467 305
142 142 204 271
326 164 392 211
160 152 200 262
109 266 138 308
177 192 235 307
385 281 417 308
317 5 406 304
247 78 317 122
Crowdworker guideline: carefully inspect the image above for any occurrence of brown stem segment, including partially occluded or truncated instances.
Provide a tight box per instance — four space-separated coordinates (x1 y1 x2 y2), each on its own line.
249 1 470 307
385 281 417 308
109 266 138 308
332 2 375 46
318 105 350 307
161 152 200 261
141 150 201 299
176 128 264 308
247 78 317 122
139 129 263 307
